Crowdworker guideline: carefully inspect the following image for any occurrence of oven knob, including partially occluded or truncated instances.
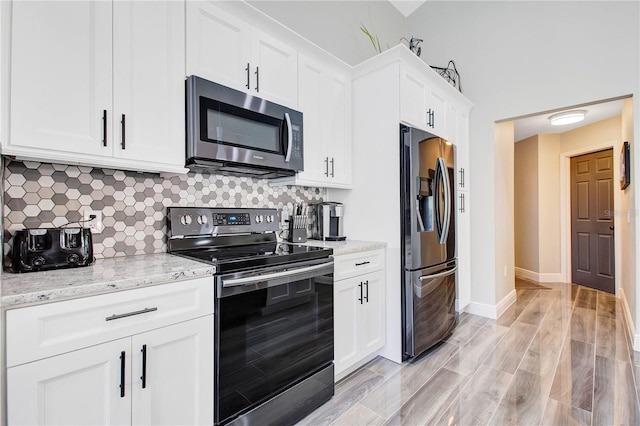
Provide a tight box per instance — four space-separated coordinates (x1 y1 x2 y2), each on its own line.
180 215 192 226
197 215 208 225
67 253 80 264
255 215 263 223
266 215 274 223
32 256 46 267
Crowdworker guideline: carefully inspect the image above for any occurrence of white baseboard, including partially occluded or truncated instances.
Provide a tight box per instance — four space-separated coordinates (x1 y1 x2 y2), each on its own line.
455 298 470 314
619 287 640 351
465 289 517 320
515 267 564 283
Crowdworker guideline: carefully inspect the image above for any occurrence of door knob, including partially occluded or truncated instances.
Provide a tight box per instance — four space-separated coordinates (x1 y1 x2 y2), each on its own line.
609 226 614 230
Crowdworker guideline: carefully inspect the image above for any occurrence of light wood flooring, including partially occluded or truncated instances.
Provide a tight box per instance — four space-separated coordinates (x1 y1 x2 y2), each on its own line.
299 282 640 425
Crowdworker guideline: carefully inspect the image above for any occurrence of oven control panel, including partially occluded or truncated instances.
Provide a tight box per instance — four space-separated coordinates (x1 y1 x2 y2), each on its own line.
168 207 278 237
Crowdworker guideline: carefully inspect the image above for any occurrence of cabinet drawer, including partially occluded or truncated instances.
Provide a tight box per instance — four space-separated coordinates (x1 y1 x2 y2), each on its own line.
6 276 214 367
333 249 384 281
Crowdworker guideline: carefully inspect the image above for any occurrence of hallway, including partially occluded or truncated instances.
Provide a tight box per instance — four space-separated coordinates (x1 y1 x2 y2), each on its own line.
299 282 640 425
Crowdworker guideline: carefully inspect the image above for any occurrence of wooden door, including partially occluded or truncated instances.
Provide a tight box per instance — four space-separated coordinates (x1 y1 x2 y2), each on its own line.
571 149 615 293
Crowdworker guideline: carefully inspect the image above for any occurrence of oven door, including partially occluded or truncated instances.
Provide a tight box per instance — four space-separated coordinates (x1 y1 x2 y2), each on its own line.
214 258 334 425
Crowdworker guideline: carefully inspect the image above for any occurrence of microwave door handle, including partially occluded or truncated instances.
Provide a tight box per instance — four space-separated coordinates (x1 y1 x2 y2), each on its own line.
284 112 293 163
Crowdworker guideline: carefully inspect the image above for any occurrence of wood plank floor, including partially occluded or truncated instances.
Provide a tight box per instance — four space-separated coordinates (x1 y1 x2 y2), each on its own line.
298 283 640 425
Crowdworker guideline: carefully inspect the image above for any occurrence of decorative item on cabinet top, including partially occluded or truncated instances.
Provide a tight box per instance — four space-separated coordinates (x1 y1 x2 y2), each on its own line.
400 36 423 57
2 159 325 265
430 60 462 93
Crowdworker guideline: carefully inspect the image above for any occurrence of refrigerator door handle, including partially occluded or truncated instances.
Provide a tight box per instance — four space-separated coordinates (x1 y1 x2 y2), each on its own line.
439 157 452 244
418 265 458 281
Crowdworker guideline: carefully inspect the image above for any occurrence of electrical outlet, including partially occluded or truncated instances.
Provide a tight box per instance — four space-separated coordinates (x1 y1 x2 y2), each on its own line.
83 210 103 233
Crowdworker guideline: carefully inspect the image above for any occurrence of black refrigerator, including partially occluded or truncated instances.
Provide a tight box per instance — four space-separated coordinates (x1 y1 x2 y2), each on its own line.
401 124 457 361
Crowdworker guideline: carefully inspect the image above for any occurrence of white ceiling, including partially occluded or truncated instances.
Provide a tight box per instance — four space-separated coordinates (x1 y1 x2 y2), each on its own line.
388 0 425 17
513 99 625 142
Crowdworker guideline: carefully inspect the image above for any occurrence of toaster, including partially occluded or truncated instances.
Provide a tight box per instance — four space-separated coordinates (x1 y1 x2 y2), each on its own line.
11 228 94 272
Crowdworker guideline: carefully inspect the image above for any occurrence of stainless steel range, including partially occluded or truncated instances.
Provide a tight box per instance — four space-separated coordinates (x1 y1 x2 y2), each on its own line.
167 207 334 426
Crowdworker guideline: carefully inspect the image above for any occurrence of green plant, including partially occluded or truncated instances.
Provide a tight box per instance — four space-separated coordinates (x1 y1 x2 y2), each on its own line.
360 24 381 54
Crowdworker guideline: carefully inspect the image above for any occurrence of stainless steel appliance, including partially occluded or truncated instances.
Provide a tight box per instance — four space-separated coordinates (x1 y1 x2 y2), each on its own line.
11 227 94 272
186 76 303 178
167 207 334 426
400 125 457 360
311 202 346 241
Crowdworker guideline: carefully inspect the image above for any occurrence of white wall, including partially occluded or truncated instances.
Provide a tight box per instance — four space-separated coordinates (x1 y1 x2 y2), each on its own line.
514 136 539 273
407 1 640 310
538 134 561 276
248 1 406 65
494 121 514 305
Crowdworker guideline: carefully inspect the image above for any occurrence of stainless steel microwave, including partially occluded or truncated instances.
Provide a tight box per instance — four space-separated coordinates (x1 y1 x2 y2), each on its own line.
186 76 303 178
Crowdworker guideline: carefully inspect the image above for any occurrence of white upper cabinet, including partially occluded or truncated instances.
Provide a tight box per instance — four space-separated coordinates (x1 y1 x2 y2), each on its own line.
400 62 448 139
4 0 186 174
8 1 113 157
271 53 352 188
186 1 297 108
112 1 186 169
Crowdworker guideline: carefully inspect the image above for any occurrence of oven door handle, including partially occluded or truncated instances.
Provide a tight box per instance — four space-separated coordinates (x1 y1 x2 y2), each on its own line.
222 262 332 288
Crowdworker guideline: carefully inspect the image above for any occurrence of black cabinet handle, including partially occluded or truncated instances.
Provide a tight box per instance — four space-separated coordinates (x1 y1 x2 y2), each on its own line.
141 344 147 389
355 261 370 267
459 168 465 188
255 66 259 92
324 157 329 177
358 282 363 304
245 63 250 89
119 351 126 398
102 110 108 147
330 158 335 177
120 114 126 150
364 280 369 303
459 193 465 213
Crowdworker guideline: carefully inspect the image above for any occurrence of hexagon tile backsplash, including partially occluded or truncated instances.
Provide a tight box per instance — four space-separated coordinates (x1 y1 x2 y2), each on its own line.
2 159 325 265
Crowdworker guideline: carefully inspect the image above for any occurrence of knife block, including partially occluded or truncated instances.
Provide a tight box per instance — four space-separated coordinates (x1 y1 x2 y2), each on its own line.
287 215 307 243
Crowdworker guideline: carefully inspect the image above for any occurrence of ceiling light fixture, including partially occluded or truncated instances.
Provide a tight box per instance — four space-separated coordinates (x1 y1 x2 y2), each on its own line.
549 110 586 126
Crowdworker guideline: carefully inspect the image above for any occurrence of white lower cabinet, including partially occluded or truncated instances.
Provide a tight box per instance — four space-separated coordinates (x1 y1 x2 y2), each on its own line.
5 278 214 426
7 338 131 426
333 249 385 381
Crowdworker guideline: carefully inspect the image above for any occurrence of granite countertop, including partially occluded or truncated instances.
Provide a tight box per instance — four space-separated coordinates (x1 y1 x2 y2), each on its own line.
1 253 215 309
298 239 386 256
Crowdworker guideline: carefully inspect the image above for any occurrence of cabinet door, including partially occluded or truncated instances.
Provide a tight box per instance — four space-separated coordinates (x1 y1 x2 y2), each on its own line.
113 0 185 168
359 271 385 354
8 0 112 156
7 338 131 426
425 85 448 138
131 316 214 426
400 64 429 132
252 30 298 108
185 1 251 91
325 69 352 185
456 111 470 191
297 55 328 183
334 277 360 377
456 191 471 311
